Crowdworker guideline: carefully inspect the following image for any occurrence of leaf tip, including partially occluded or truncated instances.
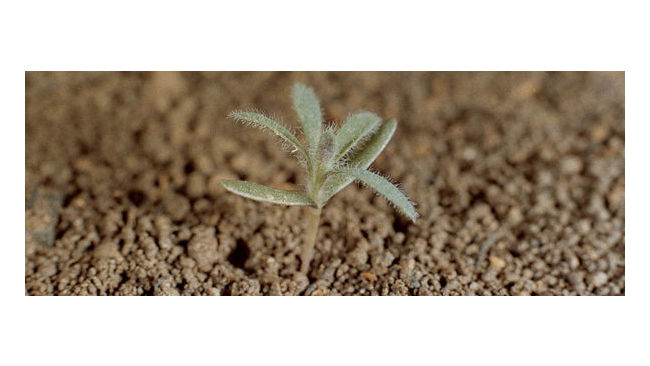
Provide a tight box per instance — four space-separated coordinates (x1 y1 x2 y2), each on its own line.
220 179 236 190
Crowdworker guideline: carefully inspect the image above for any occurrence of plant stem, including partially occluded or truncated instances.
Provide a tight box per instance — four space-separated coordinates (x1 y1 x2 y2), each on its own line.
300 206 322 274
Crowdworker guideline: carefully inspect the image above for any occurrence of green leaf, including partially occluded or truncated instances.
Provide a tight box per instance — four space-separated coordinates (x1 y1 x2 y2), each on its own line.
336 168 418 222
349 118 397 168
319 119 397 201
335 111 381 161
229 111 308 161
221 180 316 207
292 83 323 156
319 128 338 169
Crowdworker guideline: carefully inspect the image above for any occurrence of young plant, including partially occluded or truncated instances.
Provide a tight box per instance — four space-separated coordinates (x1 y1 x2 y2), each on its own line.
221 83 417 275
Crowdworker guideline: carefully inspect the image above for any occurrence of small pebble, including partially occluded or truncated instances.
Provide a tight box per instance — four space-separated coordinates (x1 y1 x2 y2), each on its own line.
560 156 583 175
489 256 506 270
589 272 608 287
361 272 378 281
409 278 421 288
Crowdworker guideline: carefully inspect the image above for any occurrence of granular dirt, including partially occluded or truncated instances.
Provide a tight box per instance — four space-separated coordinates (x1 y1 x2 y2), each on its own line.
25 71 624 295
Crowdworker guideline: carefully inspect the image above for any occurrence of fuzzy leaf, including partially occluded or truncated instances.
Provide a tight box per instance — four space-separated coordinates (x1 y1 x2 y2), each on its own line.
335 111 381 161
229 111 308 161
292 83 323 155
349 118 397 168
336 168 418 222
319 119 397 201
221 180 316 206
319 128 338 169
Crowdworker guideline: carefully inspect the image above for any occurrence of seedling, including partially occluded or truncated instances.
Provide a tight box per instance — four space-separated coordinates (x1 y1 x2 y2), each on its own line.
221 83 417 275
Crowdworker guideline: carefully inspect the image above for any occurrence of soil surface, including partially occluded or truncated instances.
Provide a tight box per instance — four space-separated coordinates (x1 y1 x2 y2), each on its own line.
25 72 625 295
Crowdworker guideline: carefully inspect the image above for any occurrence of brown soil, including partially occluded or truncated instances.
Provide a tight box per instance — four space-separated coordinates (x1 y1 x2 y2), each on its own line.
25 71 625 295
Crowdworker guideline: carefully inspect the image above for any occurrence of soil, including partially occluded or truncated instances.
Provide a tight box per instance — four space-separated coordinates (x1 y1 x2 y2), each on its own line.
25 71 625 295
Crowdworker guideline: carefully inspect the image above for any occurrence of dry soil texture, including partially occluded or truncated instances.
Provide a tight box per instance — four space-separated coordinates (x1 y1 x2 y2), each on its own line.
25 72 625 295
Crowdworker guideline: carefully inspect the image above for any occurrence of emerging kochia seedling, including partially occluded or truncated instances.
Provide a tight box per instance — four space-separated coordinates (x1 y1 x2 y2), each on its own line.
221 83 417 275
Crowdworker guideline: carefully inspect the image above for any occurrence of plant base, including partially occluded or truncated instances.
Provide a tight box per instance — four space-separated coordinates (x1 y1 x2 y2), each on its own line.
300 207 321 274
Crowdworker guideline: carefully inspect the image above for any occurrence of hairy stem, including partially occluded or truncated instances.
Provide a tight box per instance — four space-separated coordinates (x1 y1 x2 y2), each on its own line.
300 207 322 274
